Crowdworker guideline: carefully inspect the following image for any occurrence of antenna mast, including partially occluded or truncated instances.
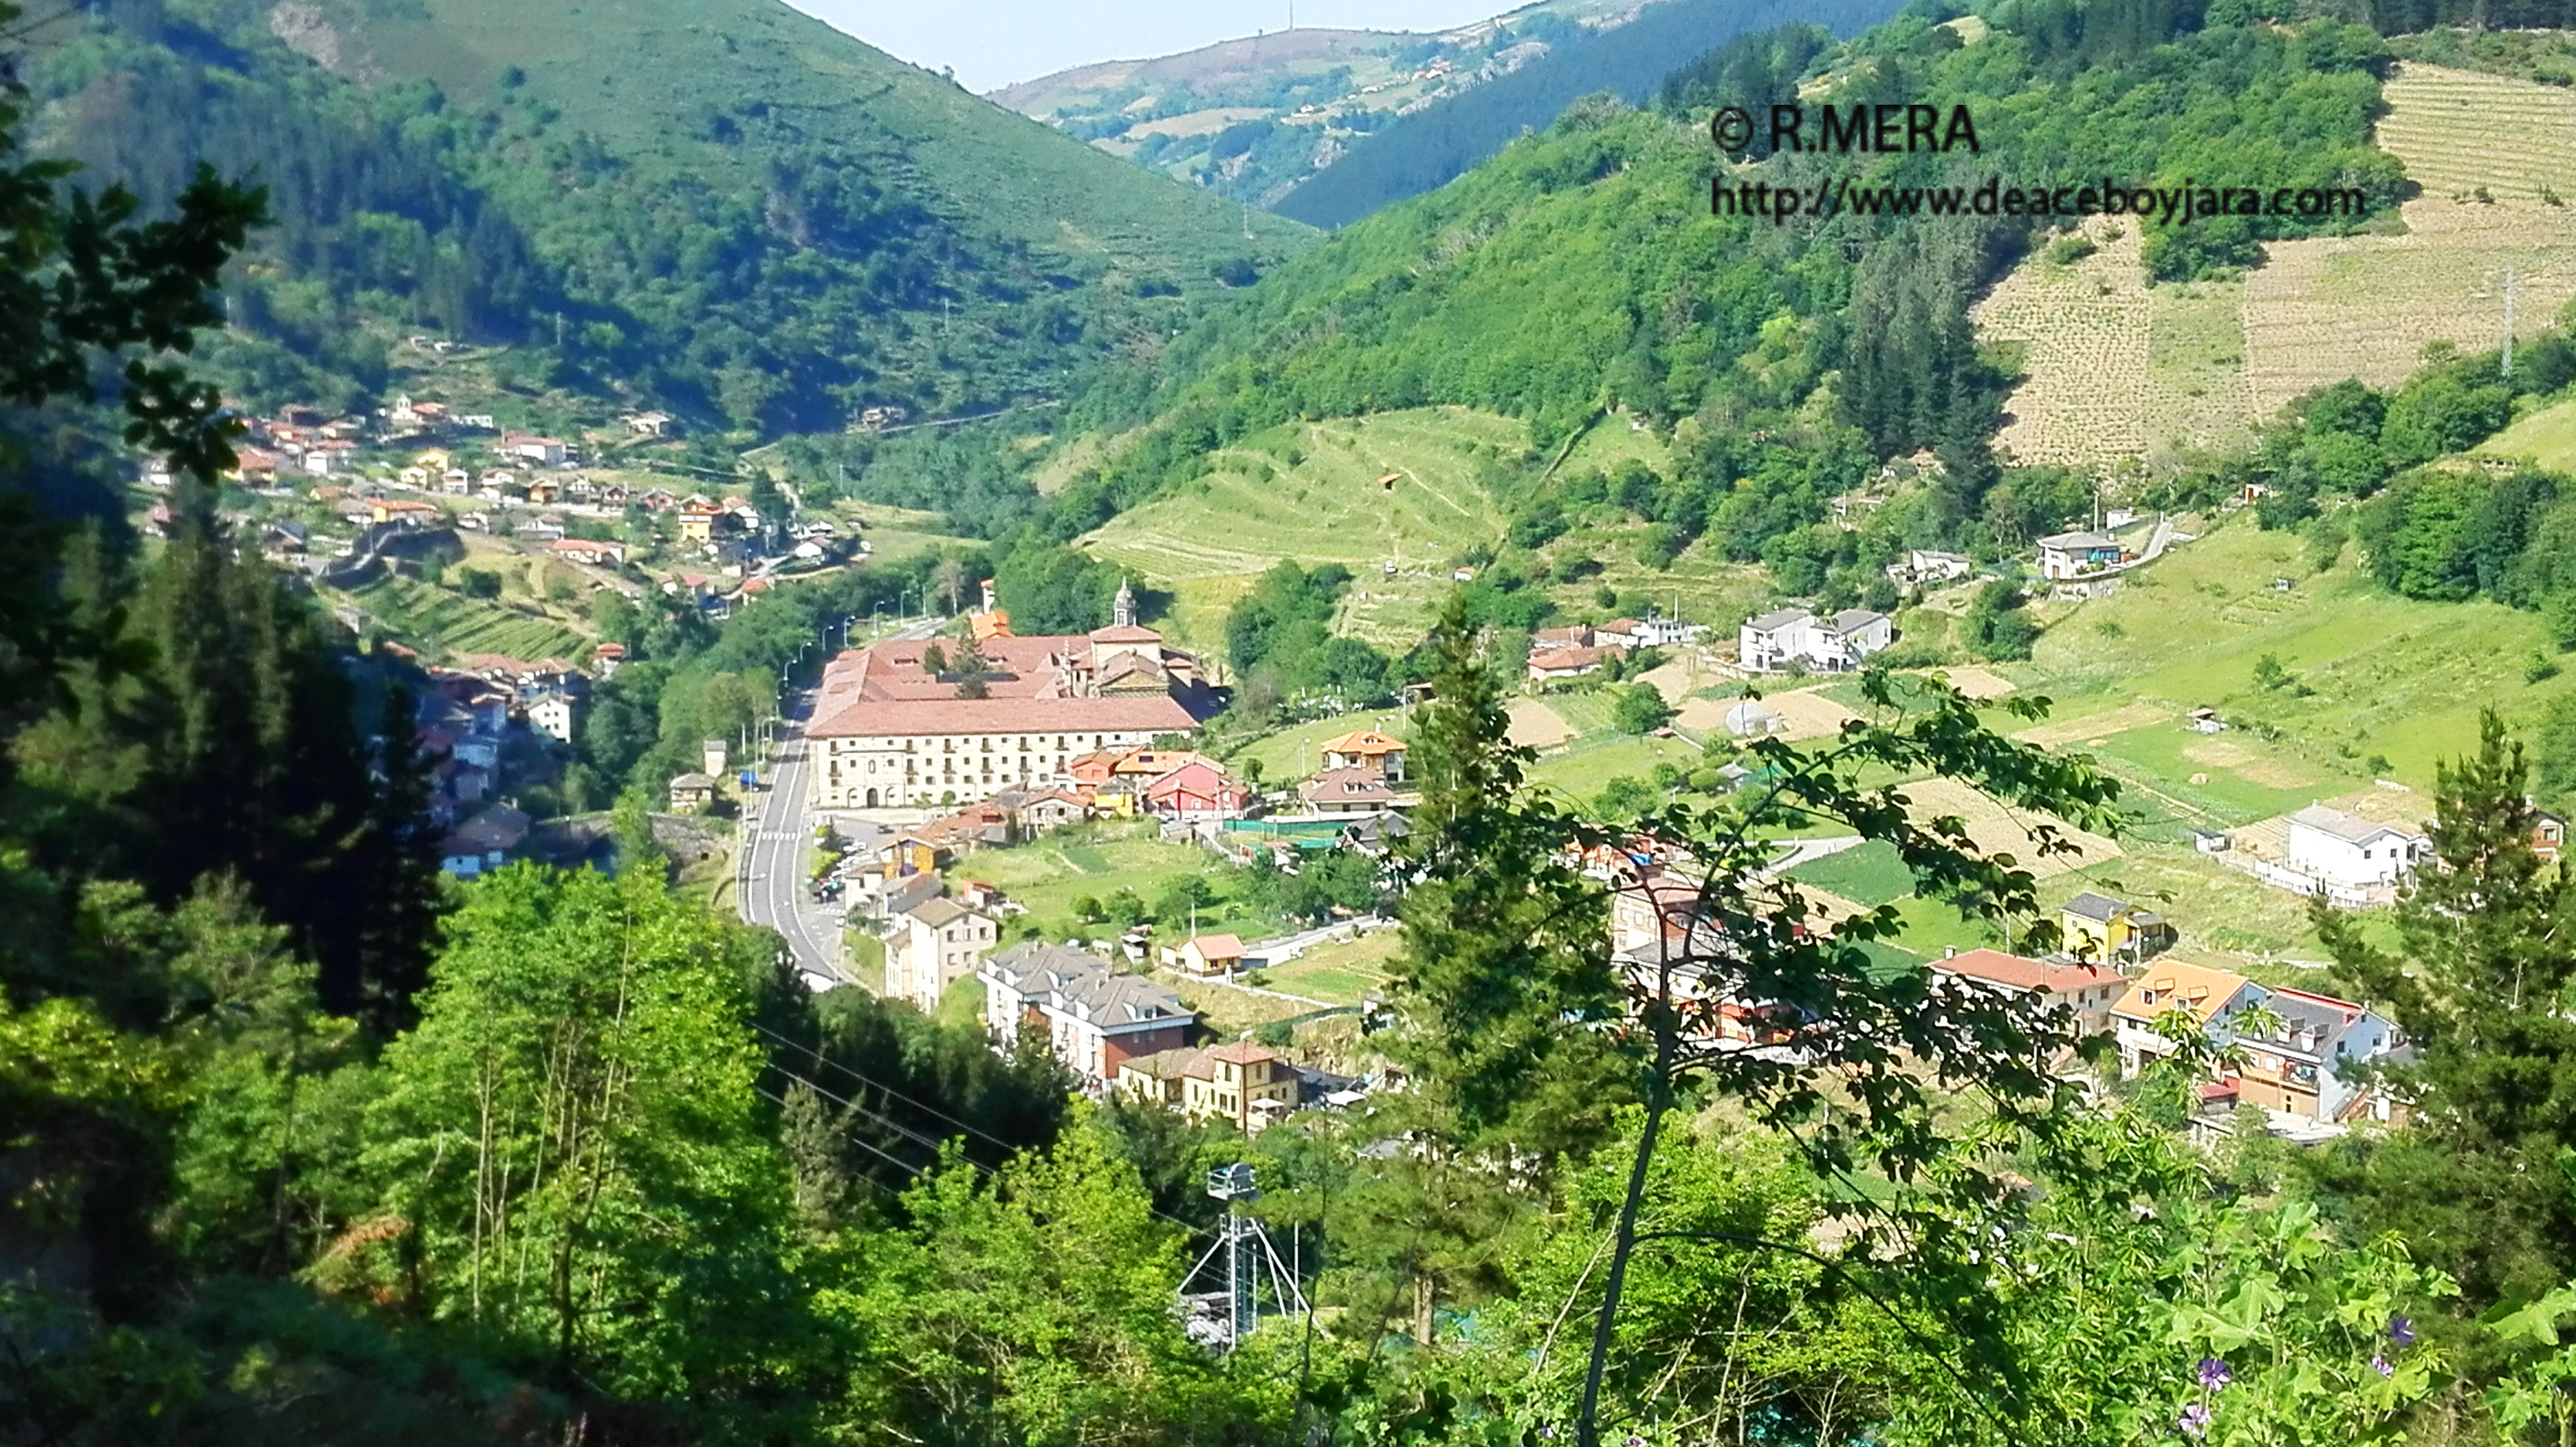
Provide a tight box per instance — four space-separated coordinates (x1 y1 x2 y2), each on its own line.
1183 1165 1310 1352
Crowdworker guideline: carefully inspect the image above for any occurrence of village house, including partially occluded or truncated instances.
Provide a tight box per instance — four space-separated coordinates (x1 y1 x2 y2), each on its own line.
1143 758 1255 821
885 897 999 1012
2037 530 2125 580
440 802 529 878
1300 768 1412 816
639 487 678 512
677 495 727 543
2536 805 2568 859
2227 986 2406 1122
440 469 473 495
804 591 1214 811
2285 806 2427 890
668 772 718 812
877 834 947 880
1183 1041 1300 1134
1178 933 1245 977
1887 549 1976 587
2109 961 2267 1080
991 785 1087 834
550 537 626 567
1318 728 1407 781
1527 644 1622 682
978 943 1198 1085
1737 608 1893 673
527 690 580 745
1930 947 2128 1038
623 410 674 436
506 434 568 466
2060 890 2174 963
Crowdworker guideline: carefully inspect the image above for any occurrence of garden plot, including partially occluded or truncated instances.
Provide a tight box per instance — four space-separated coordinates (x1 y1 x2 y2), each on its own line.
2243 199 2576 411
1506 698 1577 748
2377 63 2576 204
1972 216 2157 465
1895 776 2121 878
2014 699 2170 747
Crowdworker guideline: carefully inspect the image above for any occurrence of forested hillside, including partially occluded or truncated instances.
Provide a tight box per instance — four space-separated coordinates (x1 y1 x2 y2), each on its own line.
25 0 1310 433
1038 7 2406 606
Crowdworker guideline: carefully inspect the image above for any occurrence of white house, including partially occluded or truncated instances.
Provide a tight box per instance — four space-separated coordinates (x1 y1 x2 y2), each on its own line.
1887 549 1974 586
526 691 580 744
2285 805 2427 890
2037 530 2123 580
886 897 998 1011
1738 608 1894 673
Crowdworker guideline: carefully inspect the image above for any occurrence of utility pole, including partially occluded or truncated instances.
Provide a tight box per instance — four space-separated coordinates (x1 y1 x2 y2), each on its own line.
2504 266 2518 380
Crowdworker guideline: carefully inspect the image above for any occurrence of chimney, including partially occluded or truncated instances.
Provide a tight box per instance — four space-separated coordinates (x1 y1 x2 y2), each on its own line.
1943 945 1957 959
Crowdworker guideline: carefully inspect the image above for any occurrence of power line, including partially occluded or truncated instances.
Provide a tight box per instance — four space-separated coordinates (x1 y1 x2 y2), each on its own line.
749 1019 1022 1155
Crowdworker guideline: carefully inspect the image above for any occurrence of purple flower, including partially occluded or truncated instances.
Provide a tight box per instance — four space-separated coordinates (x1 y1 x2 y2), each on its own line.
2372 1355 2393 1378
2180 1402 2212 1438
2390 1315 2415 1346
2198 1357 2232 1391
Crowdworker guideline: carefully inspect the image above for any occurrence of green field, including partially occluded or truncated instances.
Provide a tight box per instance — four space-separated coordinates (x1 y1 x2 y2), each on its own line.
2477 393 2576 473
1252 930 1398 1007
1231 706 1412 784
343 574 593 663
2026 512 2574 789
1525 732 1703 802
957 826 1286 942
1783 840 1913 907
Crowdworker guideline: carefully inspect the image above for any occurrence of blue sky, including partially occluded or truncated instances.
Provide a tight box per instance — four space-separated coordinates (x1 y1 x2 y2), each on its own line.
784 1 1514 93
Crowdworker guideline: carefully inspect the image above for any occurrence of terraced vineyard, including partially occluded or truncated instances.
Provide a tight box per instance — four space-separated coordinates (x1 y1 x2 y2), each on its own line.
2377 63 2576 204
1082 407 1520 651
344 575 594 664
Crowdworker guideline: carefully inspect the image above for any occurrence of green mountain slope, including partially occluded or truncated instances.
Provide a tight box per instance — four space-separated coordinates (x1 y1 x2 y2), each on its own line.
28 0 1312 432
988 0 1667 211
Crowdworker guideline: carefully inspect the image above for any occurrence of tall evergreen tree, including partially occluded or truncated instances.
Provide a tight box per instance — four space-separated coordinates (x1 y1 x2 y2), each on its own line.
2312 710 2576 1305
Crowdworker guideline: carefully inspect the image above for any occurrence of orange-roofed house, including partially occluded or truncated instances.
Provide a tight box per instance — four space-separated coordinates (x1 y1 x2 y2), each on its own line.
2110 961 2265 1078
1931 948 2128 1038
1143 758 1253 821
1179 933 1246 977
971 608 1013 642
1318 728 1408 782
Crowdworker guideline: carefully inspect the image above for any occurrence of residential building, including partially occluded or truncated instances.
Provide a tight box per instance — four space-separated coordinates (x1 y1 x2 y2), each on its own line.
1178 934 1245 977
678 495 726 543
507 434 568 466
2108 961 2267 1079
1887 549 1975 587
1318 728 1407 781
1300 768 1414 816
2037 530 2123 580
1736 608 1892 673
992 786 1087 834
804 621 1214 811
978 943 1197 1084
2060 891 2174 963
886 898 998 1012
1930 947 2127 1038
1144 758 1254 820
536 533 611 567
668 773 718 812
2229 987 2405 1122
1528 644 1623 682
528 691 580 745
1181 1041 1300 1134
2286 806 2427 890
440 802 529 877
2535 805 2567 859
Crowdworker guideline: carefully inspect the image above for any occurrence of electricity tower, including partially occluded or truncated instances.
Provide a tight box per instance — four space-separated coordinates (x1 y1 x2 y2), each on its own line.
1181 1164 1308 1351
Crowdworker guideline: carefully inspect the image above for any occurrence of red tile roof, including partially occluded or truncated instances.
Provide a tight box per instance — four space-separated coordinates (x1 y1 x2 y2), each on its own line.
1934 948 2122 995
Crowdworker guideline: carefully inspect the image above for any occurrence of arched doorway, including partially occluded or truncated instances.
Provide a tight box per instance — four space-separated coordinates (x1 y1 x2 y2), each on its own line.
865 788 880 808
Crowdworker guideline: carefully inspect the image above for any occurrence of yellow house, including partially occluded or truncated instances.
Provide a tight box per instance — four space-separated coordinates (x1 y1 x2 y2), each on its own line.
2061 891 2174 962
1181 1041 1300 1134
412 448 452 472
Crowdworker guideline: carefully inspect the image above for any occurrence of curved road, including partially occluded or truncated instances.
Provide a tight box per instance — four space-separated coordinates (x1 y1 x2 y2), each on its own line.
738 616 940 987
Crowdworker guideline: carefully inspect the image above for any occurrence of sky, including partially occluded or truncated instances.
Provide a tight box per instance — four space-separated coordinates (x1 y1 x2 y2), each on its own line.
784 1 1517 94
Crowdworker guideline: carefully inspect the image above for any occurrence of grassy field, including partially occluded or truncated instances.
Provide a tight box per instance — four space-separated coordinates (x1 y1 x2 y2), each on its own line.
1253 929 1398 1006
1232 706 1412 783
956 825 1286 942
342 574 593 663
1975 62 2576 452
1525 731 1704 802
2025 512 2573 789
1783 840 1913 907
2477 393 2576 471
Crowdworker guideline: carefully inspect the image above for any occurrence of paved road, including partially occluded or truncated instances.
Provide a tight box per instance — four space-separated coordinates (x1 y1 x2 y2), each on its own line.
737 613 944 986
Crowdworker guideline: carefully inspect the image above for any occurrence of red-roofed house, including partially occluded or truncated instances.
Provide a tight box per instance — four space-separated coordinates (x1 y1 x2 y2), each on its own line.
1143 758 1253 821
1930 948 2128 1037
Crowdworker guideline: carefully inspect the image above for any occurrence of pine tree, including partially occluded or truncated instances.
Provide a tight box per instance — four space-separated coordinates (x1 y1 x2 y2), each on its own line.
2313 709 2576 1302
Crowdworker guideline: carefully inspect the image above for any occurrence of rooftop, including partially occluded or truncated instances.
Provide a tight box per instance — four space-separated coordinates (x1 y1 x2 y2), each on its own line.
2287 805 2424 846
